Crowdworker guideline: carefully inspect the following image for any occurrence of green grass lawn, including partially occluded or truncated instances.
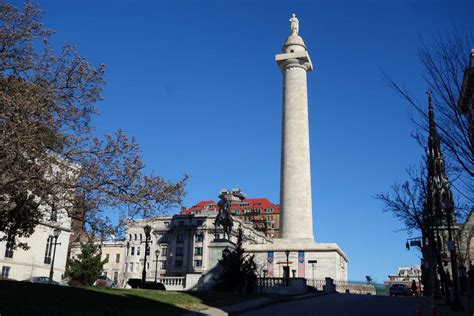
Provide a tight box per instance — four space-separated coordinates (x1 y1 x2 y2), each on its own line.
0 280 261 316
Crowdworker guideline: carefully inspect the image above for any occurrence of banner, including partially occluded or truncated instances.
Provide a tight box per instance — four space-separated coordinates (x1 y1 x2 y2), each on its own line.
298 251 305 277
267 251 274 277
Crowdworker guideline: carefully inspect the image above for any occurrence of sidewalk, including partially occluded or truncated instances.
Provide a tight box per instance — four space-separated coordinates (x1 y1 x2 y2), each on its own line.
432 295 474 316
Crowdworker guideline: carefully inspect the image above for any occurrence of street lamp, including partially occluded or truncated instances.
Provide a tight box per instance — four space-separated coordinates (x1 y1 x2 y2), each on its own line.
284 250 290 279
154 249 160 283
49 228 61 283
308 260 317 284
141 224 152 284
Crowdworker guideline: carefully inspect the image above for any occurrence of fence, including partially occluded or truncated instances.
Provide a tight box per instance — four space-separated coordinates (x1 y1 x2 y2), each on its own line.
307 279 379 295
256 277 307 295
156 276 186 290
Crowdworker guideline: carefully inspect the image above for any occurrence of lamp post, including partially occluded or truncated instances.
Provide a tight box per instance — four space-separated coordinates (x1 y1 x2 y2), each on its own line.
309 260 317 286
284 250 290 279
49 228 61 283
141 225 151 284
154 249 160 283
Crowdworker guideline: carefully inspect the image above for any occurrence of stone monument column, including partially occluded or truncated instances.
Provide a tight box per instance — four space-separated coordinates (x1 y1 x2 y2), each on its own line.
276 14 314 240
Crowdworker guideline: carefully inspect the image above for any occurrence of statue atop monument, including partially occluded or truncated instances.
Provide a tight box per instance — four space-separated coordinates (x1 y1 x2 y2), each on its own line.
289 13 299 35
214 188 246 240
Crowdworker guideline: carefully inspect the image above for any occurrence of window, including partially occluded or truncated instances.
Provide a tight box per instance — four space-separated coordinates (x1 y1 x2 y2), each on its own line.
135 262 139 272
145 245 150 256
44 236 53 264
130 262 134 272
104 254 109 263
194 247 203 256
194 260 202 267
146 262 150 270
175 259 183 268
175 247 184 256
129 234 132 240
114 271 118 283
159 260 166 269
176 234 184 243
137 247 141 256
195 233 204 243
163 221 169 226
131 247 135 256
134 234 137 240
4 241 14 258
103 271 107 277
1 266 10 278
161 247 168 256
116 254 120 263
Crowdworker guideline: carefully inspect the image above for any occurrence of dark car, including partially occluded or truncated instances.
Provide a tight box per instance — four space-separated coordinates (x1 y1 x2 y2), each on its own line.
23 276 59 285
389 283 411 296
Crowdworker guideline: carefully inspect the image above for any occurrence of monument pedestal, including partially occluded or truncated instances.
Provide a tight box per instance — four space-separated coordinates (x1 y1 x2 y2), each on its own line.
245 238 348 281
195 239 236 290
208 239 236 269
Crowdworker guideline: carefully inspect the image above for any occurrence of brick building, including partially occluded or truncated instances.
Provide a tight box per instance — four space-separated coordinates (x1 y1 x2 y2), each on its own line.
180 197 280 238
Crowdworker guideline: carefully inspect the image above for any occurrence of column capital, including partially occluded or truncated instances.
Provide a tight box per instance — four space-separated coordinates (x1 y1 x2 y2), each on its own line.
275 51 313 72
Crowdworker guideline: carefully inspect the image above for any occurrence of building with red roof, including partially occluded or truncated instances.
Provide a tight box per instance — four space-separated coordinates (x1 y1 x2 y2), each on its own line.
180 197 280 238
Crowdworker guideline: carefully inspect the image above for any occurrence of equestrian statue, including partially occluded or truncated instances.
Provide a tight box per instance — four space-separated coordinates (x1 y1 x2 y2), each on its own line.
214 189 245 240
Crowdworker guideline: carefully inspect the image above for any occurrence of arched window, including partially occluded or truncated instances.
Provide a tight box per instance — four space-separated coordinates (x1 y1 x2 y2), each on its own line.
134 234 137 240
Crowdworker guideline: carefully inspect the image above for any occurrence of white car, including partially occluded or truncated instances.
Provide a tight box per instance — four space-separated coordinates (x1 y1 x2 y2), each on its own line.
93 275 114 288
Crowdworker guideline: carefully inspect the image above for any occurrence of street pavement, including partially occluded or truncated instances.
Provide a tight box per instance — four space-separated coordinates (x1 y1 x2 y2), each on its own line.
238 294 432 316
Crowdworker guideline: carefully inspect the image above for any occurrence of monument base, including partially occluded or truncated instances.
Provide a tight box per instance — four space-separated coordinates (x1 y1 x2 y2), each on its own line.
244 238 348 281
192 240 236 290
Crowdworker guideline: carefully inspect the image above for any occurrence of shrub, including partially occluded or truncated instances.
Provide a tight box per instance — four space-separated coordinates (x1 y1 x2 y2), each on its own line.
127 278 142 289
141 282 166 290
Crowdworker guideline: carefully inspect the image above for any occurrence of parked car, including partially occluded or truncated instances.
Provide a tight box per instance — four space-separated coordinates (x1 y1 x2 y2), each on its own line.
93 275 114 288
23 276 59 285
389 283 411 296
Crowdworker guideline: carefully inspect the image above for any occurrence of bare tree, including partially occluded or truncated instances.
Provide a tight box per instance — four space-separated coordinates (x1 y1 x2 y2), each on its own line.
375 166 427 234
0 2 188 248
382 29 474 203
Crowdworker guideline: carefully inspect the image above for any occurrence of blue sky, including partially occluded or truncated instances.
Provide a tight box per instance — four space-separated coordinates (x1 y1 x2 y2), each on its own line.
27 0 473 282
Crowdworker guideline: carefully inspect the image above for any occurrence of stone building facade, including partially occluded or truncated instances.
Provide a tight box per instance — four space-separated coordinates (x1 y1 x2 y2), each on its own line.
384 266 422 287
123 212 270 283
181 197 280 238
458 210 474 270
0 207 71 282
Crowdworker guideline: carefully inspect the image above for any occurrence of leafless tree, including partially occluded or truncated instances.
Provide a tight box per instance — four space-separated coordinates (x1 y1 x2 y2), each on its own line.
0 2 188 248
375 166 427 235
382 29 474 204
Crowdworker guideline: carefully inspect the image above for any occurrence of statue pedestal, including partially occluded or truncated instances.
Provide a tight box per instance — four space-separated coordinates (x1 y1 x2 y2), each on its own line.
196 239 236 290
208 239 236 269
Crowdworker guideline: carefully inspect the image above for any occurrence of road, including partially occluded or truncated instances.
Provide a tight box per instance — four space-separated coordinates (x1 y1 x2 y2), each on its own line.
239 294 431 316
